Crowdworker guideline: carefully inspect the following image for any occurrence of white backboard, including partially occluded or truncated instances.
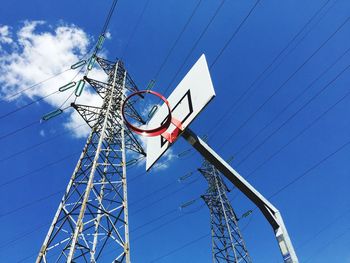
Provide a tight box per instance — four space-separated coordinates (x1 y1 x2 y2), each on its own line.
146 54 215 170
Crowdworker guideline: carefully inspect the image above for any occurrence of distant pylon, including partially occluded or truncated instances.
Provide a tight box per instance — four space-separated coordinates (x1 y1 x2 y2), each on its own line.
36 57 145 263
200 161 252 263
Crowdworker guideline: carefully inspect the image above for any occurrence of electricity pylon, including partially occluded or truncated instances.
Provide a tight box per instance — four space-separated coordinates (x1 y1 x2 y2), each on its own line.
36 57 145 263
200 161 251 263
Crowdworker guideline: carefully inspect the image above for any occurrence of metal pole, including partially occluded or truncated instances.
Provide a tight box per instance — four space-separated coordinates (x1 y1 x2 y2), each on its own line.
67 61 120 262
182 128 299 263
121 68 131 263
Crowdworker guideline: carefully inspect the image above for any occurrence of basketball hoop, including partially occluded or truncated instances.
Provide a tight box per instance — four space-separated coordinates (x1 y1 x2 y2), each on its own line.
122 90 183 142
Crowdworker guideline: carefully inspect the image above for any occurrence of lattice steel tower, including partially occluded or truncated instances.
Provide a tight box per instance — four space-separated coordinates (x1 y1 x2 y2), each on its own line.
200 161 251 263
36 57 145 263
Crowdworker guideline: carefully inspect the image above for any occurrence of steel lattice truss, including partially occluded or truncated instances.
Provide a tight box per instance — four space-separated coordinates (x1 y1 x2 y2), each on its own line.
200 161 251 263
37 58 145 263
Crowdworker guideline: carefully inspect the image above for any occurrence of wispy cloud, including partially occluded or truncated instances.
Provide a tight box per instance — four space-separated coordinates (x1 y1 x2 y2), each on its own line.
0 20 107 138
0 25 13 44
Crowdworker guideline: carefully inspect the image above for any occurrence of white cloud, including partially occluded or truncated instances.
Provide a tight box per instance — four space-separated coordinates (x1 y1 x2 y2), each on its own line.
152 147 176 171
0 20 106 138
105 31 112 39
39 129 45 137
0 25 13 44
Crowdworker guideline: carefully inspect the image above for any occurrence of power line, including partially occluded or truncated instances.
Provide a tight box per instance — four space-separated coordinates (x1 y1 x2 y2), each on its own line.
235 60 350 167
153 0 203 80
148 232 210 262
297 207 350 250
234 132 350 205
162 0 226 96
218 15 350 150
304 226 350 263
244 83 350 179
0 151 79 188
0 42 98 123
0 124 85 163
1 68 71 102
101 0 119 36
209 0 261 69
0 190 63 219
121 0 151 59
206 0 336 140
0 120 39 142
269 136 350 200
0 55 89 141
0 222 50 250
131 208 178 232
129 170 198 207
0 90 60 120
130 177 200 216
232 45 350 160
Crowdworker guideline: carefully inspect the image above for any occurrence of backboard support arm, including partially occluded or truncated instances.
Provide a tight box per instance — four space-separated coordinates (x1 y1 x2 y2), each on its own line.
182 128 299 263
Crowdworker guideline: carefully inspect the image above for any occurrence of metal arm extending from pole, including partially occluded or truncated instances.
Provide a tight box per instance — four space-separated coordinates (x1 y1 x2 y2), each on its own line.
182 128 299 263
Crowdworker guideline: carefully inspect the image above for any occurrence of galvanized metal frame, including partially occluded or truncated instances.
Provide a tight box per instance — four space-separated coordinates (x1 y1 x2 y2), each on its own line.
200 161 251 263
36 58 144 263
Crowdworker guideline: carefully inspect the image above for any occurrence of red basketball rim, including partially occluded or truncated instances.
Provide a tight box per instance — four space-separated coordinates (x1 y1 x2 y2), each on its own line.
122 90 172 137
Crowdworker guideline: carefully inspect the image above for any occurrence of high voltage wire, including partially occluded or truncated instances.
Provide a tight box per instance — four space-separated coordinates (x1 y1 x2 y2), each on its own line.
148 232 210 262
162 0 227 96
0 68 71 102
209 0 261 69
131 208 178 232
159 0 260 97
297 207 350 250
0 39 95 119
268 136 350 199
304 226 350 263
0 190 63 219
231 132 350 205
101 0 119 36
0 120 39 142
232 45 350 160
227 83 350 199
153 0 203 81
121 0 151 59
247 0 338 99
206 0 336 140
130 177 201 216
163 0 260 96
0 51 90 139
132 211 192 242
129 171 198 207
0 124 85 163
0 222 50 250
0 90 60 120
0 152 79 188
244 84 350 179
235 60 350 167
217 15 350 150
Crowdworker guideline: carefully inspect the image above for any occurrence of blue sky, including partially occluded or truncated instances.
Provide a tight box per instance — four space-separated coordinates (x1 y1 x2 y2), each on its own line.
0 0 350 262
